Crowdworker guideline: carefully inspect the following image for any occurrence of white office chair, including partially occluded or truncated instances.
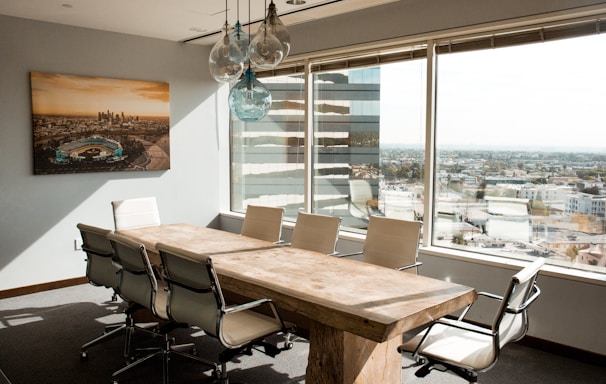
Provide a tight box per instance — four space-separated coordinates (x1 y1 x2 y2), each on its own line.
111 197 161 230
398 258 545 383
157 242 294 384
107 232 201 384
241 205 284 243
77 223 121 358
77 223 157 361
289 211 341 255
339 215 422 273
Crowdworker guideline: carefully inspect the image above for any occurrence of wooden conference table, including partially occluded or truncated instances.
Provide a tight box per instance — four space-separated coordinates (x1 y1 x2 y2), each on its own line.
117 223 476 384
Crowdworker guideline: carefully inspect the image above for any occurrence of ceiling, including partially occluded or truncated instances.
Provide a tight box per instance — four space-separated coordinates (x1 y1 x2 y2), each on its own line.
0 0 398 46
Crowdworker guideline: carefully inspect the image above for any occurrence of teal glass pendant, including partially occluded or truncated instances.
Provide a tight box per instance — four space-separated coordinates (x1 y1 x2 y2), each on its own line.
228 67 272 121
229 21 250 62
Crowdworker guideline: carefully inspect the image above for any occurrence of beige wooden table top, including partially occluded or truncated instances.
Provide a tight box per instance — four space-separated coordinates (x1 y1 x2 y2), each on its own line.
118 223 476 343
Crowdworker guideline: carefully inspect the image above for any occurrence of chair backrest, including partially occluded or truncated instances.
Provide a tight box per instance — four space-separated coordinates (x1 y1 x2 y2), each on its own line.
158 243 225 339
290 212 341 254
363 216 421 272
348 179 374 219
107 232 158 314
111 197 161 230
77 223 117 289
493 258 545 347
241 205 284 243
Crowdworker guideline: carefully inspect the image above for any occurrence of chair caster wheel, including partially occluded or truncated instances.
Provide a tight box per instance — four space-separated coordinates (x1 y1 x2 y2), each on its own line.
284 342 293 350
191 347 198 356
80 351 88 361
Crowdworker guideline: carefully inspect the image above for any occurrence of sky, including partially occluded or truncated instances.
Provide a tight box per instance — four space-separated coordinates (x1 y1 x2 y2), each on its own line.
379 33 606 152
30 72 169 117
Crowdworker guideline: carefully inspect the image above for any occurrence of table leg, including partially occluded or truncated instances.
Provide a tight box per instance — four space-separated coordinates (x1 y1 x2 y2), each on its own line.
306 321 401 384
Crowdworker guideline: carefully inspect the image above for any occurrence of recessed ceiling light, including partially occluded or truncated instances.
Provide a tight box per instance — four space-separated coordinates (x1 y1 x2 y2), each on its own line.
61 4 73 8
286 0 306 5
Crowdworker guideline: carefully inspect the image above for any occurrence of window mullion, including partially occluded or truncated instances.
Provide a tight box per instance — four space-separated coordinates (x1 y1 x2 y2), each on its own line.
423 40 438 248
304 59 313 213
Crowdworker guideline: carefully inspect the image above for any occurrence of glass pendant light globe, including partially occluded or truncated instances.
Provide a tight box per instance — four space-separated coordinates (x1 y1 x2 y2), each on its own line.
249 22 284 70
228 67 272 121
229 21 250 62
266 0 291 59
209 23 244 83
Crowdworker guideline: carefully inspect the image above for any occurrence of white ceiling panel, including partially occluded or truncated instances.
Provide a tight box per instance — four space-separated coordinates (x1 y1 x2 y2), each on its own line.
0 0 399 45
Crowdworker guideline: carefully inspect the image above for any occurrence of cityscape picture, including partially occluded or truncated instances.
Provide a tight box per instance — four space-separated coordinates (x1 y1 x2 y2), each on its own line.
30 72 170 175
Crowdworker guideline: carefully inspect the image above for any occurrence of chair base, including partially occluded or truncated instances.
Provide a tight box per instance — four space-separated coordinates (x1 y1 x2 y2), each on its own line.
81 302 160 361
113 327 217 384
414 358 478 383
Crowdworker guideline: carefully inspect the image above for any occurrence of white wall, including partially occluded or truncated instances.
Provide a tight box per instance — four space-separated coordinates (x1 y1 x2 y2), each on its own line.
0 15 224 290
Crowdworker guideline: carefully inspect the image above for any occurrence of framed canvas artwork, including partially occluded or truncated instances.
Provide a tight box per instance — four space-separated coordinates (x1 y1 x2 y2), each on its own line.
30 72 170 175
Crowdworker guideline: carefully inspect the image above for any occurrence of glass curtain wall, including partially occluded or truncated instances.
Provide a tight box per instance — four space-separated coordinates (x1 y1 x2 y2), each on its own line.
433 32 606 274
230 17 606 275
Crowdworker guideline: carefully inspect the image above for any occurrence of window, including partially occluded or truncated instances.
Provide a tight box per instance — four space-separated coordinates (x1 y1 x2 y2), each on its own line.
433 32 606 274
230 16 606 276
311 63 426 232
230 72 306 218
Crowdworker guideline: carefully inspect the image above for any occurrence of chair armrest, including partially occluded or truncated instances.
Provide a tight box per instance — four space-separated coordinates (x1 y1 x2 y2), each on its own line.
436 317 495 337
334 251 363 258
82 246 114 258
477 291 504 301
396 261 423 271
224 298 273 314
506 284 541 314
458 290 504 320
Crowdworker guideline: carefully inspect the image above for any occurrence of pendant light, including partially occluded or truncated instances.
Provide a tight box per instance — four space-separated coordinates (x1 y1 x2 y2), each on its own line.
228 66 272 121
229 0 249 62
248 0 284 70
209 0 244 83
265 0 291 59
229 0 272 121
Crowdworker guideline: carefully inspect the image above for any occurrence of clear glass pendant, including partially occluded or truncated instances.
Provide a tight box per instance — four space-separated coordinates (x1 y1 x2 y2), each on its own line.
228 67 272 121
208 23 244 83
229 21 250 62
249 21 284 70
266 1 291 59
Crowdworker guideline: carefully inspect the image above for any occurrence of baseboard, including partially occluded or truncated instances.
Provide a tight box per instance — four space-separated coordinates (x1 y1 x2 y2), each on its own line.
0 276 87 299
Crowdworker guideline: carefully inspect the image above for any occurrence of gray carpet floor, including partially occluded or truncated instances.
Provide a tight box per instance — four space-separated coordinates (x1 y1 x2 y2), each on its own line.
1 284 604 384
